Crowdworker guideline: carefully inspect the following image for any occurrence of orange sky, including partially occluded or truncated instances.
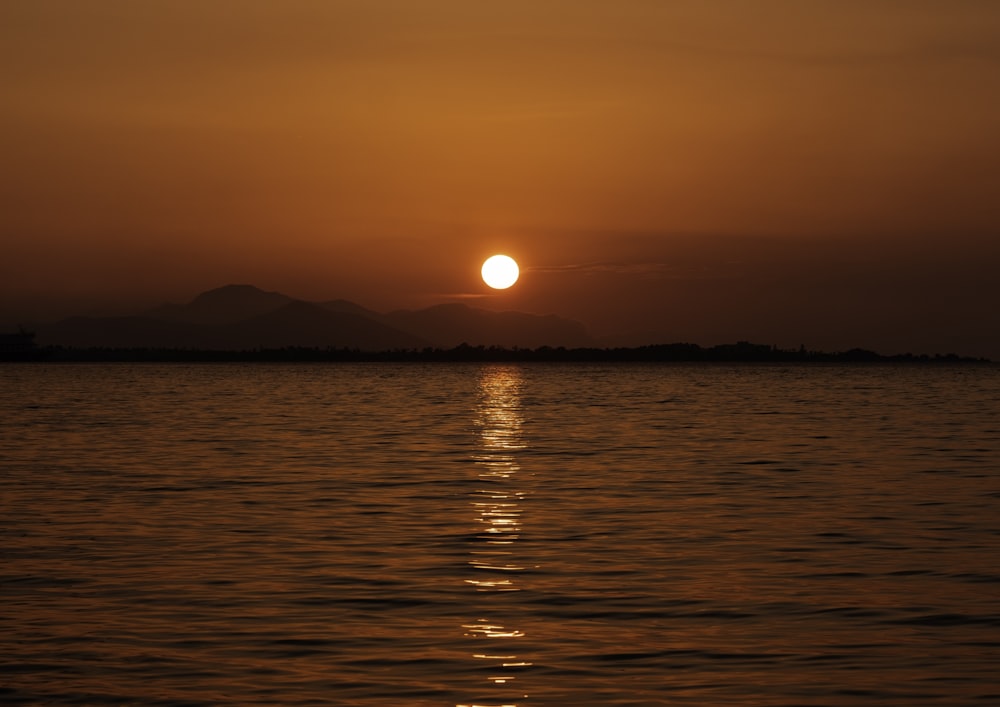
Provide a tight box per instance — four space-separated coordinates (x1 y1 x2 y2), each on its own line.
2 1 999 356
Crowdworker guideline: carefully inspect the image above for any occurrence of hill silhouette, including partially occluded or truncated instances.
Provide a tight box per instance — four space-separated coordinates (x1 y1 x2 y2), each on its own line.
226 301 427 350
144 284 293 324
37 284 593 351
385 303 592 349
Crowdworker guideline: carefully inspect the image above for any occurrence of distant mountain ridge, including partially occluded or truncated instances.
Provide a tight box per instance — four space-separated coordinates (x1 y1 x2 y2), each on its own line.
144 284 293 325
384 303 591 349
37 284 593 351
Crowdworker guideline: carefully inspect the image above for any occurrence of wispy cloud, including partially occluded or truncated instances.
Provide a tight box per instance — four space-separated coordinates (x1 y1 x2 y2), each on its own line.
524 260 741 281
525 261 673 275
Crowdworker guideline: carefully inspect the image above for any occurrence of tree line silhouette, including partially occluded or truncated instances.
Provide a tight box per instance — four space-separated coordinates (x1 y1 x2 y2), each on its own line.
8 340 989 363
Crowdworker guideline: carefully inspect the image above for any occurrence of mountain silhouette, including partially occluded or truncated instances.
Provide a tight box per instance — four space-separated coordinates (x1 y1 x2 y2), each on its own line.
144 284 293 324
223 301 427 350
385 303 593 349
318 298 383 319
37 285 592 350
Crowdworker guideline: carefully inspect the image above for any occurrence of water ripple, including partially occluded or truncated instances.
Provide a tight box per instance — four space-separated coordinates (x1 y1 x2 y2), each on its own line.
1 363 998 704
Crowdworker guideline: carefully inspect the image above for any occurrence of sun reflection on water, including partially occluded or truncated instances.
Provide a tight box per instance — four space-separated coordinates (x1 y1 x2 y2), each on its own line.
460 366 531 707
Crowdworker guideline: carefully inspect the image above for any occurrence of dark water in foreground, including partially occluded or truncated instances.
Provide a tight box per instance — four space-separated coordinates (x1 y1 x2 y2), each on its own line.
2 363 999 706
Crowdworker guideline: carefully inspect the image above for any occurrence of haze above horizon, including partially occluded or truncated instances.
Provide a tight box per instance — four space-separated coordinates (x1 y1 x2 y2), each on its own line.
2 1 999 359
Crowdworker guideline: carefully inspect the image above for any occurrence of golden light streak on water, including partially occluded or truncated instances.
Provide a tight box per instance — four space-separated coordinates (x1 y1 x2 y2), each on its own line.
462 366 531 704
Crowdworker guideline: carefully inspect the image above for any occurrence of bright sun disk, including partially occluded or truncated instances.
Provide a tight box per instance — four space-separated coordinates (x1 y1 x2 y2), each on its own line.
481 255 519 289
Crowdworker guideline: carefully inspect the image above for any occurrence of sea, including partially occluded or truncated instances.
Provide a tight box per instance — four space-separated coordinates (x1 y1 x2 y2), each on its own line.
2 362 999 706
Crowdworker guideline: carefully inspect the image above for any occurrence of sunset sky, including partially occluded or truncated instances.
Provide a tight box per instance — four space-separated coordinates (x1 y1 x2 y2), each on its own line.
2 1 999 356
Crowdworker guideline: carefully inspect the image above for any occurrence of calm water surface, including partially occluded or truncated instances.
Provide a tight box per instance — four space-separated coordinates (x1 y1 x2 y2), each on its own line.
2 363 999 705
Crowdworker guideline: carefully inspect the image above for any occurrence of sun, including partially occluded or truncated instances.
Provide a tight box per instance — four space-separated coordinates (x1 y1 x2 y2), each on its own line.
481 254 519 289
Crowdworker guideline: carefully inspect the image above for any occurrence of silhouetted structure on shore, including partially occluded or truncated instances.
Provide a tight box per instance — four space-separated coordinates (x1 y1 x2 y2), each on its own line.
0 329 42 361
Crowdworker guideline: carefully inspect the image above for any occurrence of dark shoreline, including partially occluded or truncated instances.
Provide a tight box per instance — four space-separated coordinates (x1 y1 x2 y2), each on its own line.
4 342 991 364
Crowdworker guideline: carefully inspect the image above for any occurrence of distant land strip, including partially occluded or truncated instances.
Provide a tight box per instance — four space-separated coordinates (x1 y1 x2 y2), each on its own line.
4 342 991 363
